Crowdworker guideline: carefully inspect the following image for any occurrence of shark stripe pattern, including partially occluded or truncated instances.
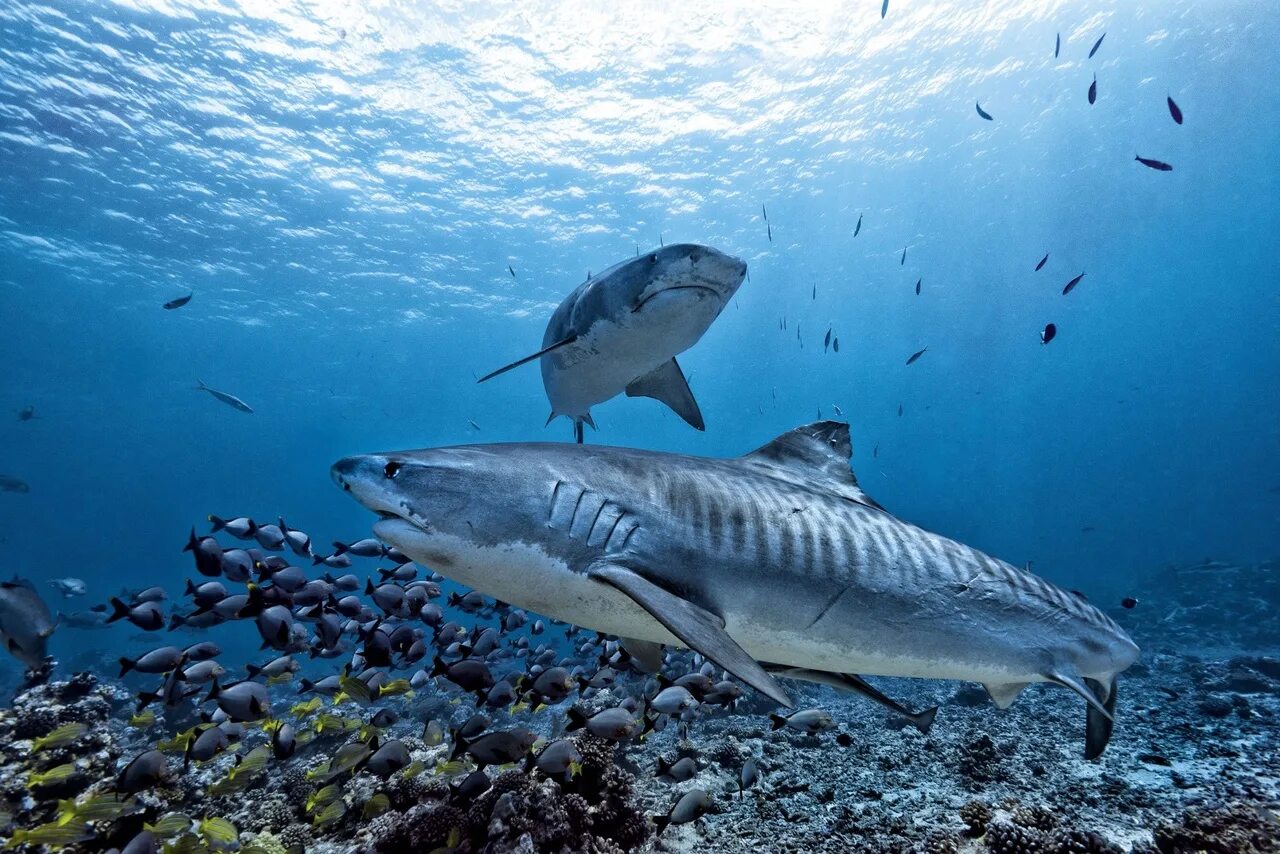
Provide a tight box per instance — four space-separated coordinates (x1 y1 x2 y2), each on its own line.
333 421 1139 757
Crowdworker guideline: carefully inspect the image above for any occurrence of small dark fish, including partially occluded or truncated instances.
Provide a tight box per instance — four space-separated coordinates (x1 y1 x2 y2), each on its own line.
900 246 906 265
873 443 879 458
854 213 862 236
655 756 697 782
767 223 772 243
914 278 921 295
16 405 35 421
1135 154 1173 172
739 759 759 796
654 789 711 835
1121 597 1138 609
1035 252 1048 271
881 0 888 19
1088 74 1097 105
833 337 839 353
897 404 903 416
905 347 928 366
762 203 767 221
163 293 192 310
1167 95 1183 125
976 102 993 121
468 419 481 431
812 283 815 300
0 475 30 493
1138 753 1171 767
1041 323 1057 345
1088 32 1105 59
1055 33 1060 58
824 328 831 352
507 264 515 278
1062 272 1085 295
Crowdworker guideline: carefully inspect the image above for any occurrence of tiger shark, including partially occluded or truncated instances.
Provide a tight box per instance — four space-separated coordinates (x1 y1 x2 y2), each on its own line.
332 421 1139 757
478 243 747 443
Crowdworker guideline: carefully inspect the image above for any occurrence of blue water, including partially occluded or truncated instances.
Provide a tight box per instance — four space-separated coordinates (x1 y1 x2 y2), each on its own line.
1 0 1278 673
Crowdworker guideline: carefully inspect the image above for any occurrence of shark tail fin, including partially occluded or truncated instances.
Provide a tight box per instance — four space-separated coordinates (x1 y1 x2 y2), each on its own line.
1083 676 1118 760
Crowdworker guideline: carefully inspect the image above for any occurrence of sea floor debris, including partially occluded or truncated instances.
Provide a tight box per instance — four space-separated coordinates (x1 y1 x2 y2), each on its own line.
0 538 1276 852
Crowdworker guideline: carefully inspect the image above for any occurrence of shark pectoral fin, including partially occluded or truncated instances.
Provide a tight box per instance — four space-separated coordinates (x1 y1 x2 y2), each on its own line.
620 637 663 673
624 359 704 430
983 681 1029 709
477 334 578 384
1083 676 1118 760
587 562 791 708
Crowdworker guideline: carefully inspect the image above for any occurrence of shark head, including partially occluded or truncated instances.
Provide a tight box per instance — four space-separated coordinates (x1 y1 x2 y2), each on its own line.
621 243 747 311
538 244 747 425
331 447 562 576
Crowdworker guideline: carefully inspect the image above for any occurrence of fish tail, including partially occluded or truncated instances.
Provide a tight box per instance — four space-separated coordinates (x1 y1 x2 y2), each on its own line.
768 713 788 731
118 657 135 678
653 815 671 836
565 707 586 732
106 597 130 624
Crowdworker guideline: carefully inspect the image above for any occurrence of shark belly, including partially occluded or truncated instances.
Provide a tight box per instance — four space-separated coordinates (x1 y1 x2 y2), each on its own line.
373 518 680 644
544 291 721 418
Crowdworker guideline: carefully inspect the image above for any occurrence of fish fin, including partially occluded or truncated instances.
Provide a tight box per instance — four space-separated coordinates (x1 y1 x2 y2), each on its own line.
477 334 578 383
983 681 1029 709
1046 670 1114 722
624 359 705 430
741 421 883 510
587 562 792 708
620 638 663 673
1083 676 1118 760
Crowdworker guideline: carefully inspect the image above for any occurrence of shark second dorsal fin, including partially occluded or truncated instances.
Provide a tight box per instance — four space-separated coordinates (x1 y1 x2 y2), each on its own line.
740 421 883 510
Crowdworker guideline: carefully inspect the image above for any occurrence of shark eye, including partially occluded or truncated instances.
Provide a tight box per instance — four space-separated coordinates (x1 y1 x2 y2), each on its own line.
383 461 402 479
648 254 657 263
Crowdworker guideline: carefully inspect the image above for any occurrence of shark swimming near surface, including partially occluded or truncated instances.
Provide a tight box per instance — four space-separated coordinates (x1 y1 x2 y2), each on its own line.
332 421 1139 757
477 243 747 443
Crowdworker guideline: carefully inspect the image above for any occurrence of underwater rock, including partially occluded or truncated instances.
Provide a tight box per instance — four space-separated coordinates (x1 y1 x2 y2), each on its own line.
1151 803 1280 853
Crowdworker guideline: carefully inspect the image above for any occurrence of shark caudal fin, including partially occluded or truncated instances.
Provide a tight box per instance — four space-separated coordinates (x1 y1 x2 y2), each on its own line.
625 358 704 430
1083 676 1118 760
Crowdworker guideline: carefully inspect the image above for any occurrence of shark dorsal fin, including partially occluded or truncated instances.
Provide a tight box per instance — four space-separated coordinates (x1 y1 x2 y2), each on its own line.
740 421 883 510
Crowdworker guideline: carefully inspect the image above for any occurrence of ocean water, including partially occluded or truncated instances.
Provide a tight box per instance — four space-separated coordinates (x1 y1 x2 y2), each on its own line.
1 0 1278 852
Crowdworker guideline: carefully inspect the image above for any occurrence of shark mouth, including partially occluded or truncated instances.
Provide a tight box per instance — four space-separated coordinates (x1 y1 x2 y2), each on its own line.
632 284 721 313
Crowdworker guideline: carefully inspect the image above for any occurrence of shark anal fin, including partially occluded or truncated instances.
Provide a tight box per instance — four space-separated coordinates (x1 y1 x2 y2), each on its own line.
587 562 791 707
983 681 1029 709
624 358 704 430
1083 676 1118 760
767 665 937 733
478 334 578 384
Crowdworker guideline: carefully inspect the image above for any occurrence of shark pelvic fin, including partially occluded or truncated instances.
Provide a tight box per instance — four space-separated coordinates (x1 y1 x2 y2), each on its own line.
1083 676 1118 760
767 665 937 733
588 562 792 708
477 334 578 384
741 421 883 510
625 358 705 430
983 681 1029 709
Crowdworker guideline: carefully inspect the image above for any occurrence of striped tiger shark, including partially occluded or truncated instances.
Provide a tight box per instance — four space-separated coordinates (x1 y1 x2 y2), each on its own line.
478 243 747 443
332 421 1139 757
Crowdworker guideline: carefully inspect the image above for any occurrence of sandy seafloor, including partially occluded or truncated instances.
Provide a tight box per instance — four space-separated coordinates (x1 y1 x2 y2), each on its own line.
1 558 1278 853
